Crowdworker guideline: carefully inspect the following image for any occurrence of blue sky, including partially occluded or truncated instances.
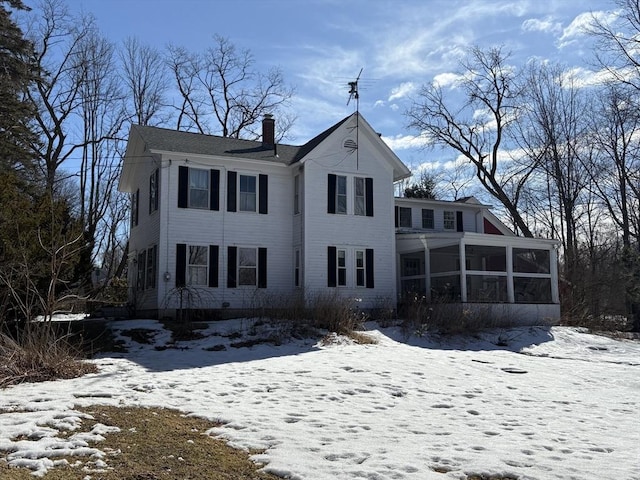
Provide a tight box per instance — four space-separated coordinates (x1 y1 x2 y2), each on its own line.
41 0 612 173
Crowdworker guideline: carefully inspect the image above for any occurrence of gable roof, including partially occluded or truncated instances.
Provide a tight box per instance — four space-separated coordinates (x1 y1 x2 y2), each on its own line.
120 113 411 191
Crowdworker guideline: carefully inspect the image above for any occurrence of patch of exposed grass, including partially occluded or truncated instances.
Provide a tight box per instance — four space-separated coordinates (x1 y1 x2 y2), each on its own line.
0 405 282 479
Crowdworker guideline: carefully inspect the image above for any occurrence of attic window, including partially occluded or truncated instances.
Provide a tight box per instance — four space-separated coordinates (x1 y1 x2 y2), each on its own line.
343 138 358 150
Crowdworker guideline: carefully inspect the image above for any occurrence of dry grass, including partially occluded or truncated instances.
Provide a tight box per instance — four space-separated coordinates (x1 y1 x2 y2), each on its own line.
0 405 282 480
0 326 97 388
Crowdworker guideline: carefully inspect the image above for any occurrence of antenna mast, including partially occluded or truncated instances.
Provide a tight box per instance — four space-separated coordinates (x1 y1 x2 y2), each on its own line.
347 68 363 111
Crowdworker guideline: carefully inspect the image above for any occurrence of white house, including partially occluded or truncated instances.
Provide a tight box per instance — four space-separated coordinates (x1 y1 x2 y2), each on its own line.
118 112 561 324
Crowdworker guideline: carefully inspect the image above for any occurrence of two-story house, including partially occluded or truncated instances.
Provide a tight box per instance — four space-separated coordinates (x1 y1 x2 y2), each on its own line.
119 112 411 318
118 112 561 324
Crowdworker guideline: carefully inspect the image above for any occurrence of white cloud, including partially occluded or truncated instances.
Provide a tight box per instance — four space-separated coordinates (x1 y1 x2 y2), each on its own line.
521 17 562 35
381 133 428 151
388 82 416 101
433 72 464 88
558 10 617 48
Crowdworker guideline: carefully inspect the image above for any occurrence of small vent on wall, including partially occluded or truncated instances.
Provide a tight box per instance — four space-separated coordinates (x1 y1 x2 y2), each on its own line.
343 138 358 150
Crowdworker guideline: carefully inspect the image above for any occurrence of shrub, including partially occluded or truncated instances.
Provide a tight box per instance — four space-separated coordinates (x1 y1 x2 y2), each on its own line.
0 323 96 388
399 294 502 336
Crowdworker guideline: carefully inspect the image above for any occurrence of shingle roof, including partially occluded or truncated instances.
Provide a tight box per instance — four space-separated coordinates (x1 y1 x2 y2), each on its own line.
130 114 354 166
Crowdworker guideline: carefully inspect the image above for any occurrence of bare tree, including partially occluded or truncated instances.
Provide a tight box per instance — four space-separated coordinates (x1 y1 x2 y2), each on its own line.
119 36 169 126
76 28 126 285
166 35 294 139
406 46 534 236
24 0 94 192
517 61 590 281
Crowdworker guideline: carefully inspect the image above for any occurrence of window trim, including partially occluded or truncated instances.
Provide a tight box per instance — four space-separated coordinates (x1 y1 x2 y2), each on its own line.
239 174 257 212
421 208 434 229
146 245 157 289
355 249 365 287
187 245 209 286
149 168 159 214
294 174 300 215
188 168 210 209
396 206 412 228
444 210 456 230
337 248 347 286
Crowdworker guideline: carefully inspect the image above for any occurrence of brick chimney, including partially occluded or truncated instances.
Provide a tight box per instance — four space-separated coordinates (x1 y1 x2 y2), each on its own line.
262 114 275 148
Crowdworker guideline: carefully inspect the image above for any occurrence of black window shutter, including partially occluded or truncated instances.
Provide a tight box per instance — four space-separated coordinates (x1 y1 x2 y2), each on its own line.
178 166 188 208
210 169 220 211
227 171 237 212
259 174 268 214
394 206 399 228
327 246 337 287
208 245 219 288
176 243 186 287
456 211 464 232
327 174 336 214
258 247 267 288
366 248 375 289
227 246 237 288
134 189 139 226
365 177 374 217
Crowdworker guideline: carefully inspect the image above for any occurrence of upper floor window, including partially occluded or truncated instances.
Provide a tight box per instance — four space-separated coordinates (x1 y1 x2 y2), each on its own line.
227 171 268 214
294 174 300 215
178 166 220 211
239 175 257 212
422 208 434 229
328 174 347 214
149 168 159 214
395 206 412 228
354 177 374 216
131 189 139 227
444 211 455 230
189 168 209 209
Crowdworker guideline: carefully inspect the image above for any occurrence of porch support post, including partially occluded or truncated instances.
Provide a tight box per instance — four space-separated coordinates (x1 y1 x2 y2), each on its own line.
506 245 514 303
424 246 431 301
550 246 560 303
459 239 467 302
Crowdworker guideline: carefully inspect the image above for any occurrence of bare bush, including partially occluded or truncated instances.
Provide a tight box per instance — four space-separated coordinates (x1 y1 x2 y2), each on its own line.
399 294 505 336
0 324 96 388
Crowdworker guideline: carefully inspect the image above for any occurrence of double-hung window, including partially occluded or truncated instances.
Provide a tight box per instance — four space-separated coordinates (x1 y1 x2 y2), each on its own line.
354 177 373 216
422 209 434 229
355 250 365 287
337 249 347 286
136 250 146 290
396 206 412 228
238 247 258 285
131 189 139 227
188 245 208 286
239 175 257 212
294 174 300 214
227 172 268 214
146 245 157 289
327 174 347 214
189 168 209 209
336 176 347 214
444 211 455 230
149 168 159 214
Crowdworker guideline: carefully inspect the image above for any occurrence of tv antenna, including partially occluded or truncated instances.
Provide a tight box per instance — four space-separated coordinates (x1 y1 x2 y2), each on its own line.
347 68 363 110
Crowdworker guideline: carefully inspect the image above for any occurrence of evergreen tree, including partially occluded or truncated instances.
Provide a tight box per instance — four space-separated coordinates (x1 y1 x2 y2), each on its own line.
0 0 38 174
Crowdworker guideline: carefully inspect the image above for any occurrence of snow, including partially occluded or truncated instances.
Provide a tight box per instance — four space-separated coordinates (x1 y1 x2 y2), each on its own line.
1 319 639 479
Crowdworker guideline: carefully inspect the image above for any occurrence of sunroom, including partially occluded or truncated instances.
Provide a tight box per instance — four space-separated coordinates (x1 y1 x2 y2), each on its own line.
396 232 561 325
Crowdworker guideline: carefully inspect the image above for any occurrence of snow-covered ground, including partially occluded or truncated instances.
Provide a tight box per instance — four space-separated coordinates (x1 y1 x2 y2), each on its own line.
1 319 639 479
